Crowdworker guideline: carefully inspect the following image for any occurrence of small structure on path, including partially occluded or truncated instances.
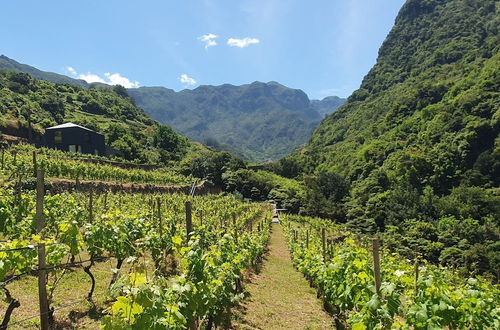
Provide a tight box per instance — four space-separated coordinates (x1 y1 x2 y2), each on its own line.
43 123 106 156
272 205 286 224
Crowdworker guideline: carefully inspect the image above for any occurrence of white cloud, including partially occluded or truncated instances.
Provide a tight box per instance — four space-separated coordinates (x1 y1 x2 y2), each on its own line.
66 66 140 88
198 33 218 49
104 72 140 88
179 74 196 87
78 73 107 84
227 37 260 48
66 66 77 76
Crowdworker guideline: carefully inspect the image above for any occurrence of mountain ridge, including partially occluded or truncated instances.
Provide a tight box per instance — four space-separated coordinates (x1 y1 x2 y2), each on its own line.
0 54 345 162
128 81 344 161
0 55 90 88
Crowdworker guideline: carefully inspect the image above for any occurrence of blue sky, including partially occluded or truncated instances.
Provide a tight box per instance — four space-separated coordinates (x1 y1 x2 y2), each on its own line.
0 0 405 99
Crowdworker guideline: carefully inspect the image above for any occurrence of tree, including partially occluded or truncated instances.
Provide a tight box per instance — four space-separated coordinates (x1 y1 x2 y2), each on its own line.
153 125 185 154
111 134 142 160
106 123 127 144
40 94 65 123
82 99 104 114
113 85 129 98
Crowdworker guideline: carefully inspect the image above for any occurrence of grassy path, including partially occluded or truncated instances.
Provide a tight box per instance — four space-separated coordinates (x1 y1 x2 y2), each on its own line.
233 224 332 329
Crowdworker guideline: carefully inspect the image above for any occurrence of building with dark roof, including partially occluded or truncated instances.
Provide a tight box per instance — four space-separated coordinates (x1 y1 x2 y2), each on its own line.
43 123 106 155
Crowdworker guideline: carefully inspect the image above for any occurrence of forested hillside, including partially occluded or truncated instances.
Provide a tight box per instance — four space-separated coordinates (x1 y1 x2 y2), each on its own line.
310 96 346 117
0 70 198 164
0 56 346 162
278 0 499 277
0 55 89 88
129 82 345 162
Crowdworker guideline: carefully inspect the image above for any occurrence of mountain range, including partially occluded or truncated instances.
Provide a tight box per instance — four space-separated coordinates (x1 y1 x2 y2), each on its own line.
0 55 345 162
128 83 345 161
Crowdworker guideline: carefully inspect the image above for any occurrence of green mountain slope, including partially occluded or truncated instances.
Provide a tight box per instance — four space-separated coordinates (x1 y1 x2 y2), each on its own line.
0 55 90 88
0 69 201 164
310 96 346 117
128 82 345 162
281 0 499 275
0 56 346 162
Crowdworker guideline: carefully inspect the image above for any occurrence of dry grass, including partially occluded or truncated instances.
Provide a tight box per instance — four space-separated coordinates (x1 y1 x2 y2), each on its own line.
0 254 156 329
232 224 333 329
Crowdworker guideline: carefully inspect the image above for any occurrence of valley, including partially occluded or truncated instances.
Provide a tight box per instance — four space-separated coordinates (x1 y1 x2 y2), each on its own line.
0 0 499 328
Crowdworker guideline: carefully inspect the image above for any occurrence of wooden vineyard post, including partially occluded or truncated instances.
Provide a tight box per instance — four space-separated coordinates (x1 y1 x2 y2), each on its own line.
103 191 108 210
150 197 154 222
75 175 80 191
157 197 163 239
372 238 381 297
32 150 37 178
185 200 192 244
414 258 419 295
88 191 94 223
36 168 50 330
1 148 4 170
306 230 309 248
321 228 326 262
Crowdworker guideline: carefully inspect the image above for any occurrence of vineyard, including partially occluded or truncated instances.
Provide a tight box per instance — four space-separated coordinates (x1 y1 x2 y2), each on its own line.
0 145 192 186
0 169 271 329
283 215 500 329
0 148 498 329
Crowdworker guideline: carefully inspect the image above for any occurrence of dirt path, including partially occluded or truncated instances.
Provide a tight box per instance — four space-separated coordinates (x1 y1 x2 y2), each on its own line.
233 224 332 329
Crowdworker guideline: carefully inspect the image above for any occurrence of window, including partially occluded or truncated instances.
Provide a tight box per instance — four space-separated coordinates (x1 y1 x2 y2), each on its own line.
69 145 82 153
54 131 62 143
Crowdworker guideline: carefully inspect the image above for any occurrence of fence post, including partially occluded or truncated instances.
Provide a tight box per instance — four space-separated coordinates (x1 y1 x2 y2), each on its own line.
88 191 93 223
157 197 163 239
372 238 381 297
321 228 326 261
36 168 50 330
150 197 154 222
32 150 37 178
414 257 419 295
185 200 192 244
306 230 309 248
